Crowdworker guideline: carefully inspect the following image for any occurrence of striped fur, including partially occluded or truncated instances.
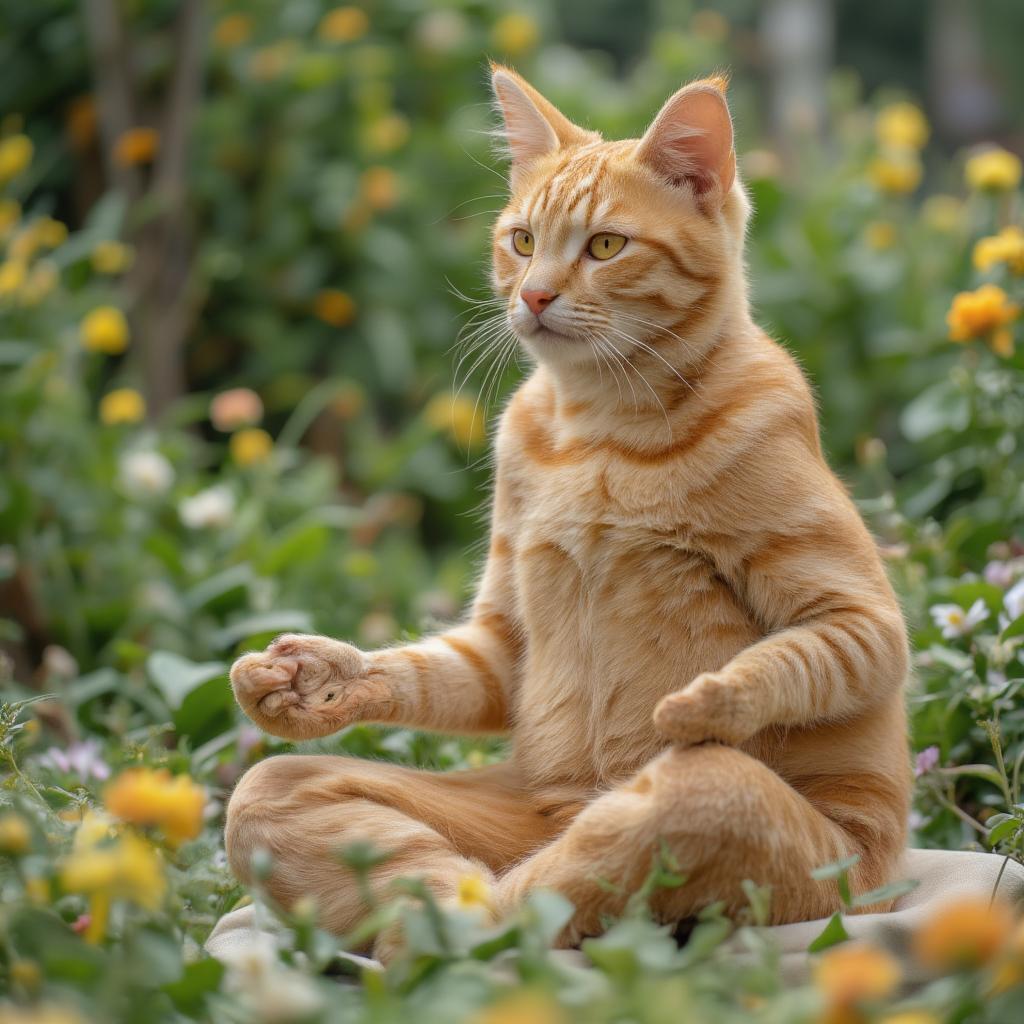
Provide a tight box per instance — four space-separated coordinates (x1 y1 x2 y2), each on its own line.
225 68 911 958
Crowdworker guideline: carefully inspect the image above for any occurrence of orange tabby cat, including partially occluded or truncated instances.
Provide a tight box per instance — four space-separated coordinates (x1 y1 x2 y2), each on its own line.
225 66 911 957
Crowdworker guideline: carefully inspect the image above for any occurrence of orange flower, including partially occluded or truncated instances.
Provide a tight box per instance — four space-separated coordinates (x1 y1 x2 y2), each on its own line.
814 942 902 1006
213 13 252 48
313 288 357 326
946 283 1019 356
913 896 1014 971
114 127 159 167
973 226 1024 274
318 6 370 43
210 387 263 431
104 768 205 846
67 95 98 150
360 166 398 209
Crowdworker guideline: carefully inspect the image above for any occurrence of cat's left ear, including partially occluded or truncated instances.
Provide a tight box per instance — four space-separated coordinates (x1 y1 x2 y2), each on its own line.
636 77 736 201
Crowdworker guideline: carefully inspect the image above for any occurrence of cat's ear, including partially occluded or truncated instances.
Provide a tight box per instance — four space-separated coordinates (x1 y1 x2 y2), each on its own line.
636 77 736 200
490 64 595 184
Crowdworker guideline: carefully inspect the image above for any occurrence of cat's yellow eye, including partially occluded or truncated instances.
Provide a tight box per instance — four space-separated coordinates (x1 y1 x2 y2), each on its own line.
588 233 627 260
512 229 534 256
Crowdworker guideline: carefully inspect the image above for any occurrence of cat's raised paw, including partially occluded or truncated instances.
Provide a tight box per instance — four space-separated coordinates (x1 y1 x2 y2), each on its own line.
652 672 756 748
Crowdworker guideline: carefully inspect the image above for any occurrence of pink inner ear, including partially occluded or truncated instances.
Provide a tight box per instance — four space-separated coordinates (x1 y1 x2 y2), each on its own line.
641 87 735 196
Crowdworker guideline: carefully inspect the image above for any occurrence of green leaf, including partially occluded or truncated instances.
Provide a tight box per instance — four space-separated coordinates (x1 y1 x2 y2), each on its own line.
147 651 227 710
900 379 970 441
807 912 850 953
212 610 314 650
163 958 224 1012
851 878 920 907
1002 614 1024 641
987 817 1022 848
185 564 253 612
259 522 330 576
948 581 1005 616
810 854 861 881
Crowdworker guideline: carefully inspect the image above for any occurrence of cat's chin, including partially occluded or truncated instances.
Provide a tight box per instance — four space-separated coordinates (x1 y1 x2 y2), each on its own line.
516 325 593 366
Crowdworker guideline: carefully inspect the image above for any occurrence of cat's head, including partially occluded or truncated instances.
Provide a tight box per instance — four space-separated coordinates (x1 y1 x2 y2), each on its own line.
489 65 749 372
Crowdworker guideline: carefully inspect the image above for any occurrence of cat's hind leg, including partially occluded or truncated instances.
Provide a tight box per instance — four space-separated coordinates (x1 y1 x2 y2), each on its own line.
224 755 557 957
493 743 906 946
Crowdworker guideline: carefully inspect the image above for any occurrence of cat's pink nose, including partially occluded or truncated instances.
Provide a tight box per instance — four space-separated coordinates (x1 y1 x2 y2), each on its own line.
521 289 558 317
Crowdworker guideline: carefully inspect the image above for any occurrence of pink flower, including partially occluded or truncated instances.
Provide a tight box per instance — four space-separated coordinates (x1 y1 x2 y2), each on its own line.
39 739 111 782
210 388 263 432
914 745 940 777
984 560 1015 589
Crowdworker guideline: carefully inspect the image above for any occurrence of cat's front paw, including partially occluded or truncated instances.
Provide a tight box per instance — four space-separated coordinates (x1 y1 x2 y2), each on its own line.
652 672 757 747
230 633 391 735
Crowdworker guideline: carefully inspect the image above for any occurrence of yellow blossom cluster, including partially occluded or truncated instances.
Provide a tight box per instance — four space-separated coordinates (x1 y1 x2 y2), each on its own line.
973 225 1024 274
80 305 130 354
0 198 68 306
104 767 206 846
965 147 1022 192
946 283 1019 357
59 812 166 943
318 6 370 44
99 388 146 425
869 101 929 196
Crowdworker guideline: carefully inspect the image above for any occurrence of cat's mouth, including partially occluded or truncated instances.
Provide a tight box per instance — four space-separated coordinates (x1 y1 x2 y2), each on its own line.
523 322 578 343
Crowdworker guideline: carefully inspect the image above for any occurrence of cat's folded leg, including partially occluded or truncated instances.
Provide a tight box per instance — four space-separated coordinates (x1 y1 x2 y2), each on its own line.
492 743 903 946
224 755 556 962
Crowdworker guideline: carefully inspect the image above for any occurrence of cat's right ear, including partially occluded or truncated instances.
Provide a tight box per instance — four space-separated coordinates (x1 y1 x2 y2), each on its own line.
490 64 594 185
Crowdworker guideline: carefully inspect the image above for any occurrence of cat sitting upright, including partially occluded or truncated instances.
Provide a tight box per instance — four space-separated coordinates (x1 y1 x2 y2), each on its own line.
224 65 911 959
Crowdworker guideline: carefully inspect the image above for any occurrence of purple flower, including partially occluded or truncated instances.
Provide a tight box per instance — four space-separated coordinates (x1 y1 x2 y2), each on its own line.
984 560 1015 589
38 739 111 783
914 745 940 777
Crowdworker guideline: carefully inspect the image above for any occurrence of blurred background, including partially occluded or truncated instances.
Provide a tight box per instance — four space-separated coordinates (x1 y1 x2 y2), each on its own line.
3 5 1024 1011
1 0 1023 775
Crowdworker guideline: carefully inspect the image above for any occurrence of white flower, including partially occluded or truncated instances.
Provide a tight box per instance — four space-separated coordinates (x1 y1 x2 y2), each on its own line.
1004 577 1024 625
179 485 235 529
984 560 1015 589
929 598 989 639
119 449 174 498
222 940 324 1023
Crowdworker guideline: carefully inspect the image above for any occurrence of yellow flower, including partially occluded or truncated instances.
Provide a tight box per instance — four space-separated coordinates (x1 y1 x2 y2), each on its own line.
491 13 539 56
864 221 896 251
471 993 567 1024
0 812 31 854
21 259 59 305
973 226 1024 274
875 102 929 151
965 147 1022 191
868 152 922 195
946 283 1019 357
424 392 487 449
9 958 42 993
99 388 146 426
114 126 159 167
360 166 398 209
0 259 27 298
314 288 357 326
91 240 133 275
247 41 297 81
879 1014 942 1024
230 427 274 466
365 112 410 155
25 875 50 904
0 198 22 236
921 194 963 233
60 824 165 942
213 13 252 48
36 217 67 248
81 306 130 354
0 133 34 182
104 768 205 846
456 872 494 911
814 942 902 1006
318 6 370 43
913 895 1014 971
